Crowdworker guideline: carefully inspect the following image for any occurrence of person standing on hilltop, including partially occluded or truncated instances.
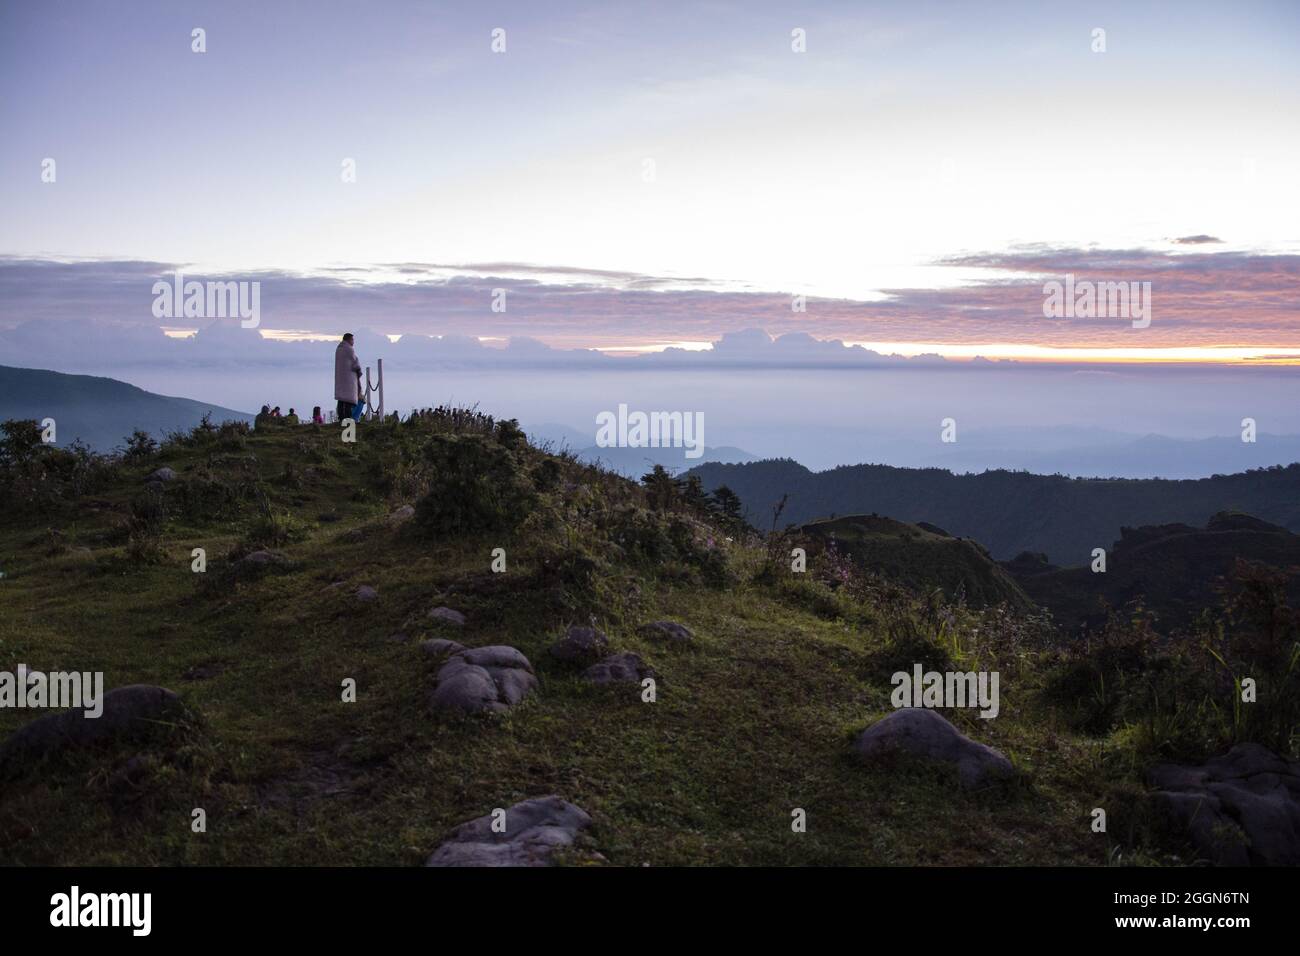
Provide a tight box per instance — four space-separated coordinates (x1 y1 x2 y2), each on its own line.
334 332 363 421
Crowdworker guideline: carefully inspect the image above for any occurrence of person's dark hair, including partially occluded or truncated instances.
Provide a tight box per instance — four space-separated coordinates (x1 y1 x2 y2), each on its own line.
288 408 296 415
312 406 321 415
260 405 270 415
342 333 354 343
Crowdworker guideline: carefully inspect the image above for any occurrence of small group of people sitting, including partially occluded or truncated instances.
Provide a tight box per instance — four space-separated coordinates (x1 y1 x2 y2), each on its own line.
253 333 368 430
255 405 325 427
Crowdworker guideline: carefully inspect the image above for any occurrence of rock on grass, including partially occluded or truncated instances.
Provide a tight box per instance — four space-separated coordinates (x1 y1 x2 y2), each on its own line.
853 708 1014 788
0 685 185 774
583 652 656 685
428 645 537 715
239 549 289 567
1148 743 1300 866
428 607 466 627
549 625 608 664
639 621 694 645
426 795 592 866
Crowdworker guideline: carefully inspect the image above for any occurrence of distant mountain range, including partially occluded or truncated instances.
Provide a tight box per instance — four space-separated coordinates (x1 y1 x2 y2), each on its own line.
795 510 1300 635
692 423 1300 477
1004 512 1300 633
0 365 252 452
869 426 1300 480
688 458 1300 565
523 422 757 478
525 421 1300 480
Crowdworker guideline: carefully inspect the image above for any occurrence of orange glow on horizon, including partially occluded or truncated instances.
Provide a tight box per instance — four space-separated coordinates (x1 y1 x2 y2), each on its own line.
844 342 1300 365
158 328 1300 365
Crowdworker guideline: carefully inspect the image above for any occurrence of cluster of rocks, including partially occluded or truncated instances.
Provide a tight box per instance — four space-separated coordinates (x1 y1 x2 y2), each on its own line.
318 578 381 602
426 642 538 715
12 577 1292 871
416 617 598 864
548 624 658 686
421 613 697 718
1148 743 1300 866
421 614 693 716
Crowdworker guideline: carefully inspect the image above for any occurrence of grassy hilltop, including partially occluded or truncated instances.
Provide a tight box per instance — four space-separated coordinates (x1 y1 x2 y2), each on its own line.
0 411 1295 866
799 514 1036 612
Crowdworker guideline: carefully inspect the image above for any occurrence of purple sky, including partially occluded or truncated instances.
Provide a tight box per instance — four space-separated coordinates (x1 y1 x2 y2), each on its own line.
2 0 1297 360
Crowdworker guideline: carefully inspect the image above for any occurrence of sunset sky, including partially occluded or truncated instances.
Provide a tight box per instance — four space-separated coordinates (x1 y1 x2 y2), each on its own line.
1 0 1297 362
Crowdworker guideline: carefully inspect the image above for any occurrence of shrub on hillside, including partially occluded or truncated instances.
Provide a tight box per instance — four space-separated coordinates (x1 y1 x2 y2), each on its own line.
124 486 167 564
161 414 248 453
121 429 158 461
215 421 250 452
1042 614 1175 737
0 418 44 466
603 504 731 587
1 420 117 511
1043 563 1299 759
1216 560 1300 754
532 540 612 617
243 486 303 550
413 432 537 536
176 468 251 522
865 615 957 682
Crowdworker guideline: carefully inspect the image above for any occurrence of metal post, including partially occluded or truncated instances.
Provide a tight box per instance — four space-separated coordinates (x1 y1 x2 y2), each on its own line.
377 358 384 421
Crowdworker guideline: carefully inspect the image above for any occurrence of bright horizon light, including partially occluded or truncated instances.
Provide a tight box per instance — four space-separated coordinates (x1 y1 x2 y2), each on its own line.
156 327 1300 365
846 342 1300 365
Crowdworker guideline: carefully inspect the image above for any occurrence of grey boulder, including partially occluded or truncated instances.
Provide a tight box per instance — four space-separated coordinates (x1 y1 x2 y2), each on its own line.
549 625 608 664
428 606 466 627
0 685 183 772
429 645 537 715
240 550 289 567
1148 743 1300 866
583 652 656 685
640 621 694 645
144 467 176 483
426 795 592 867
853 708 1014 788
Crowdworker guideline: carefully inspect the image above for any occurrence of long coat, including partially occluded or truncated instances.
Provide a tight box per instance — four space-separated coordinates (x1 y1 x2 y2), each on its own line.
334 341 362 402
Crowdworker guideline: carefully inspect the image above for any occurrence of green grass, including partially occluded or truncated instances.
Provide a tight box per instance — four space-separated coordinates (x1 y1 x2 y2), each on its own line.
0 419 1190 865
800 513 1036 612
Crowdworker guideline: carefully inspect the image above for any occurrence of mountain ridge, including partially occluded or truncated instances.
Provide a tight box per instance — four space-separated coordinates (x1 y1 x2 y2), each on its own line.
689 458 1300 564
0 365 252 452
